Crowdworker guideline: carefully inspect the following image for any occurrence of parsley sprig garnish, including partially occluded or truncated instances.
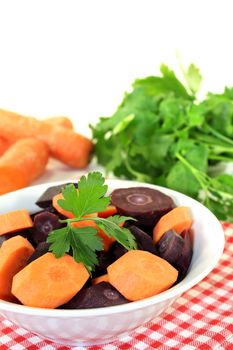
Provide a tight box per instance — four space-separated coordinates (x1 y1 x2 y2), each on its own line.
47 172 137 273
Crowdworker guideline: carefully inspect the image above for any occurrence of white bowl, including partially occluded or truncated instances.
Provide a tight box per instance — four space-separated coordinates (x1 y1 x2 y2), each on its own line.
0 179 225 346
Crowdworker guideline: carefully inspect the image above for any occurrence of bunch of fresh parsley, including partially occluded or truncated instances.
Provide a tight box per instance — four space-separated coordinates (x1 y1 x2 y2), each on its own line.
90 64 233 222
47 172 137 273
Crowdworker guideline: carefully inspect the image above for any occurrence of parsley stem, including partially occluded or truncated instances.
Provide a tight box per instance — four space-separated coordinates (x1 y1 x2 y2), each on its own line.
209 155 233 162
205 125 233 146
124 155 151 182
175 152 209 199
59 217 97 224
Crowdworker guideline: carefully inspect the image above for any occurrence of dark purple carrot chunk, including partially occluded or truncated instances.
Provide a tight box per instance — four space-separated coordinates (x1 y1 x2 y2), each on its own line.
111 187 175 226
31 211 62 245
93 250 114 278
128 225 158 255
60 282 129 309
27 242 51 264
175 230 193 281
109 242 128 260
35 183 78 209
155 229 184 265
155 229 193 282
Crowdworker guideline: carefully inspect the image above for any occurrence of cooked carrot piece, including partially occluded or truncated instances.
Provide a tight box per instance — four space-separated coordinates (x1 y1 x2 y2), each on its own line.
98 206 117 218
0 235 34 302
0 109 93 168
53 189 98 219
92 274 109 285
0 166 28 195
96 220 124 251
97 229 116 252
12 252 89 308
153 206 193 243
0 138 49 194
72 215 116 252
72 214 98 228
52 192 75 218
107 250 178 301
0 209 33 236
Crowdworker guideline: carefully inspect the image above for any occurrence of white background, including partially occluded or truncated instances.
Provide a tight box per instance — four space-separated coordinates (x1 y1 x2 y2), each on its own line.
0 0 233 181
0 0 233 137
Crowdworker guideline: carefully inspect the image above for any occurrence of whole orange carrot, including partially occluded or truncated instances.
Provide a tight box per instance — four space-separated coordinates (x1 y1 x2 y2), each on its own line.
0 138 49 194
45 116 73 129
0 166 27 195
0 115 73 156
0 109 93 168
0 136 12 156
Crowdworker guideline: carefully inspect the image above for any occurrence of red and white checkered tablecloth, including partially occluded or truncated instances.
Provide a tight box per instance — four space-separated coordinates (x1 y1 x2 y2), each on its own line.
0 222 232 350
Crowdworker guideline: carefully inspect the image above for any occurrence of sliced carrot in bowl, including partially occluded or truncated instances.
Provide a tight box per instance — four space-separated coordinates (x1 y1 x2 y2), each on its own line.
0 209 33 236
107 250 178 301
12 252 89 308
0 235 34 302
153 206 193 243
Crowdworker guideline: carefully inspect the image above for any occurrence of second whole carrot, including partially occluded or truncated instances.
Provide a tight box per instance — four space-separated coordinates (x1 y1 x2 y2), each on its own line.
0 115 73 156
0 136 12 156
0 138 49 195
0 109 93 168
45 116 74 130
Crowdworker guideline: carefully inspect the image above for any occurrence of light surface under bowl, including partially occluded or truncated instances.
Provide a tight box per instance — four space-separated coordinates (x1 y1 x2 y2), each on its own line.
0 179 225 346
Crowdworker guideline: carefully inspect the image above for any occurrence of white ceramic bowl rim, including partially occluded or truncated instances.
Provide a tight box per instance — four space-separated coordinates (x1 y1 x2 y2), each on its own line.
0 179 225 318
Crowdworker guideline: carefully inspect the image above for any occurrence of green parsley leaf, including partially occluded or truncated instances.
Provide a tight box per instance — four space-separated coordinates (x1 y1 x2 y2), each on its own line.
58 172 110 218
47 227 71 258
57 184 80 217
77 172 110 216
112 114 135 135
183 63 202 95
69 226 103 273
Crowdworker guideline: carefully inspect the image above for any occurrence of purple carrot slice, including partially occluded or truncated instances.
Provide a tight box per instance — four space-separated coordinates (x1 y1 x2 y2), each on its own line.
111 187 175 226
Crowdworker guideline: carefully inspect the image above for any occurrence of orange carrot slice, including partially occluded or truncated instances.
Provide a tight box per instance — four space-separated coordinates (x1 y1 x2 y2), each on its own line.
107 250 178 301
52 190 95 219
153 206 193 243
71 213 98 228
98 206 117 218
0 209 33 236
72 215 114 251
97 229 116 252
52 192 76 218
92 274 109 285
12 252 89 308
0 235 34 302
